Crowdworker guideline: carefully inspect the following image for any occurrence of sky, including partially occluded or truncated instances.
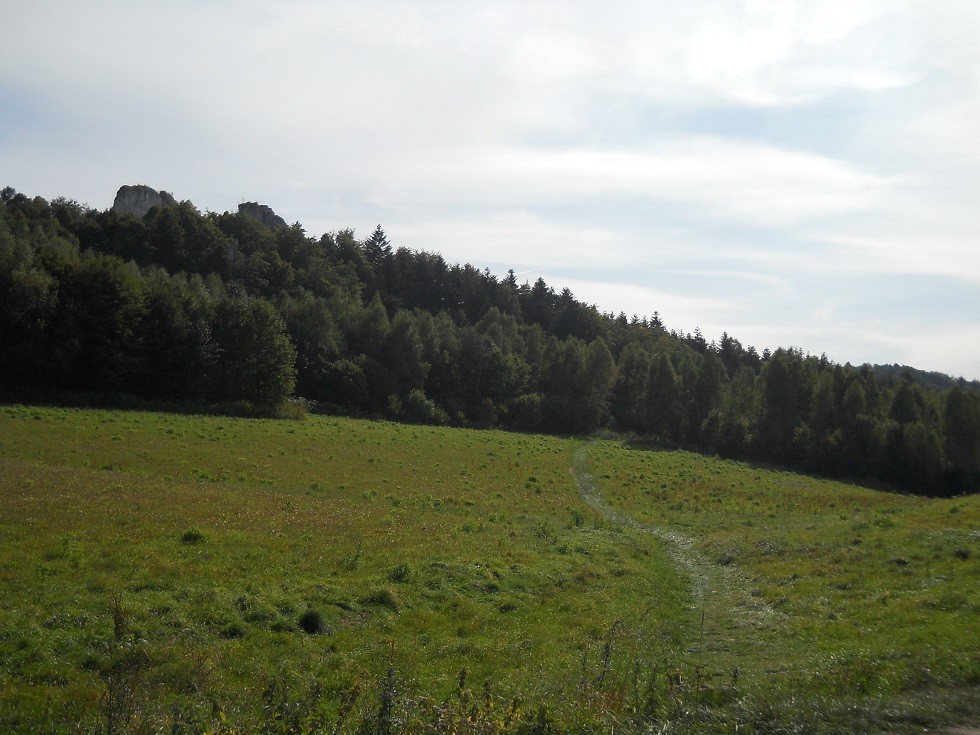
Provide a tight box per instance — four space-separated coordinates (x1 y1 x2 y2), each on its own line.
2 1 978 379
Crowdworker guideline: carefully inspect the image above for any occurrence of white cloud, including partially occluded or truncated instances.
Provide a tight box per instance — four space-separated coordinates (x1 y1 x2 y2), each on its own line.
366 138 895 231
543 276 740 329
390 212 635 272
888 324 980 379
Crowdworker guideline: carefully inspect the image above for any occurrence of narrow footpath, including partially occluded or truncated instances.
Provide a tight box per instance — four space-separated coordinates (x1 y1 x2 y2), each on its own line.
571 443 773 663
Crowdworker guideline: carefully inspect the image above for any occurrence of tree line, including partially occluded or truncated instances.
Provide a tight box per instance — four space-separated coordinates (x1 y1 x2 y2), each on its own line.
1 187 977 496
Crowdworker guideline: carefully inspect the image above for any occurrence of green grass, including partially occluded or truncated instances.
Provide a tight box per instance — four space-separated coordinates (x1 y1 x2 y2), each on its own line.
0 406 976 733
581 440 979 723
0 406 689 732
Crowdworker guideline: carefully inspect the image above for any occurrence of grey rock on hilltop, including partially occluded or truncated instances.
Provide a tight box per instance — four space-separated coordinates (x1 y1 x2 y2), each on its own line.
112 185 177 218
238 202 288 230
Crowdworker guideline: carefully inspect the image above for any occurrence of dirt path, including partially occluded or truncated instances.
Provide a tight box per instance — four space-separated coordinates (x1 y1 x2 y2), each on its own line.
571 443 772 662
572 444 979 731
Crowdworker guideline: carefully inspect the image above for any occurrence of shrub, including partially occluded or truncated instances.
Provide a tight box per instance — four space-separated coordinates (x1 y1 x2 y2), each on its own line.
362 587 401 610
275 398 310 420
297 610 327 635
341 543 363 572
269 618 296 633
388 562 411 583
219 621 246 639
400 389 448 426
180 527 205 544
508 393 543 431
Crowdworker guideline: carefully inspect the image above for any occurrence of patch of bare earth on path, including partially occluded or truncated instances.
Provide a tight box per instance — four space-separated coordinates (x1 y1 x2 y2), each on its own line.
571 443 773 663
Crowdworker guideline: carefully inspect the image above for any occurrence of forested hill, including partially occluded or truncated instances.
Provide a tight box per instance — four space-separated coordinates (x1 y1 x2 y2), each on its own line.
1 186 977 496
872 363 978 393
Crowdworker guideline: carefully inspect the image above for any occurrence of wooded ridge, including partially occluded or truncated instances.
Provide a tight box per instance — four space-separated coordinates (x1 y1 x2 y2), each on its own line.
1 186 977 496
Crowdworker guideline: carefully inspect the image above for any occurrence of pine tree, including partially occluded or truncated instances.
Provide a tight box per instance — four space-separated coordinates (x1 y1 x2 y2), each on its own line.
364 225 392 269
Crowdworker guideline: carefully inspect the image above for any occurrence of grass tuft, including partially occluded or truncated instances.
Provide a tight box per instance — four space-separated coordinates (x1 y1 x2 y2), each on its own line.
180 527 206 545
296 610 327 635
362 587 402 610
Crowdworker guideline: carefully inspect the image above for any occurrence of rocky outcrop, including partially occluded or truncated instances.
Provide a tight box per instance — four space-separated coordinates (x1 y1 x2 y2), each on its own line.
111 185 177 218
238 202 288 230
110 186 288 231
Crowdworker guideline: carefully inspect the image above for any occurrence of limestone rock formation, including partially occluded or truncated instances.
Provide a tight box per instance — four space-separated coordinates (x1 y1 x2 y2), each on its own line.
238 202 288 230
111 185 177 218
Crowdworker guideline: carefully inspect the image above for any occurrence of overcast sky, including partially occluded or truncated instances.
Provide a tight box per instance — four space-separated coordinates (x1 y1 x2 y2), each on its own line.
2 1 978 379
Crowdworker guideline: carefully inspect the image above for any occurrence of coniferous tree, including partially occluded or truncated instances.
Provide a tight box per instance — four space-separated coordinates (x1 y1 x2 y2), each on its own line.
0 245 59 389
640 351 682 441
364 225 392 269
686 352 727 443
58 253 147 393
708 366 756 457
754 348 806 463
1 186 974 495
611 342 650 430
581 338 617 429
944 387 980 490
890 379 924 425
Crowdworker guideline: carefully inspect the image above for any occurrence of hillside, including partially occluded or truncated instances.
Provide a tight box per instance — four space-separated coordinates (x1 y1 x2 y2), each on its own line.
1 186 977 496
873 363 980 393
0 406 977 733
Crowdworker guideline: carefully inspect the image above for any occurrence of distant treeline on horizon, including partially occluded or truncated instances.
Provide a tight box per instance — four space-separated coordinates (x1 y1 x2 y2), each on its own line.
1 186 977 496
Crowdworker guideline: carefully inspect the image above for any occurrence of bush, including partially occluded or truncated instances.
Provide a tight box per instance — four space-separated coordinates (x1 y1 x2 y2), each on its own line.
219 621 246 639
275 398 310 420
297 610 327 635
508 393 543 431
362 587 401 610
388 562 411 583
180 527 205 544
269 618 296 633
399 389 448 426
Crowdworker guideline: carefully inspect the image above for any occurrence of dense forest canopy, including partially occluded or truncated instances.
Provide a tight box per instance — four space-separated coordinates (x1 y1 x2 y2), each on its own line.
1 186 977 496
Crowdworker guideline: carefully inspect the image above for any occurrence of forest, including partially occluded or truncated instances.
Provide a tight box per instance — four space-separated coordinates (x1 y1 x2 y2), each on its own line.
1 186 977 496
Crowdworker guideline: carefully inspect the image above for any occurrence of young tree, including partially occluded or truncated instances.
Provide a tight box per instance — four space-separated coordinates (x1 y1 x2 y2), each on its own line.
212 296 296 405
890 379 924 425
581 337 617 429
381 311 428 396
59 254 147 393
707 366 756 457
686 352 727 443
610 342 650 431
754 348 807 463
640 351 682 441
0 260 59 390
541 338 591 432
364 225 392 269
137 271 215 401
348 293 390 357
944 387 980 491
282 293 342 401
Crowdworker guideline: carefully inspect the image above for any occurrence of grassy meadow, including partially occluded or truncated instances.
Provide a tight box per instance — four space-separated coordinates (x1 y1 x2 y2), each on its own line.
582 441 979 724
0 405 977 733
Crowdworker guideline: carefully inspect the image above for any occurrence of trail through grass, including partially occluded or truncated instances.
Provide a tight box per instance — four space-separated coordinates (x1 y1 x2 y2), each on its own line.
580 439 979 726
572 443 774 671
1 406 976 733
